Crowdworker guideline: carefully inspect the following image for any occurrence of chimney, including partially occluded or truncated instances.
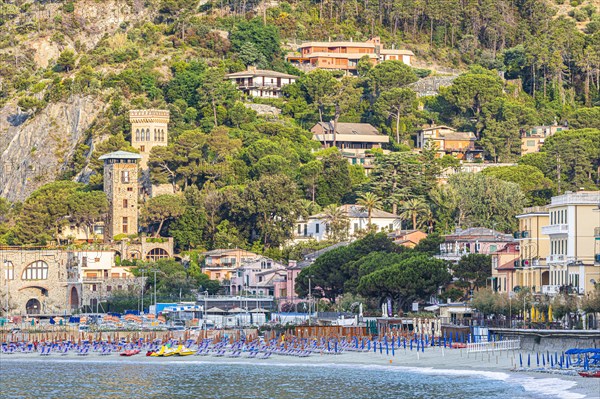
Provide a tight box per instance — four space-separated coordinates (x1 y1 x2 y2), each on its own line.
288 260 297 268
248 65 257 73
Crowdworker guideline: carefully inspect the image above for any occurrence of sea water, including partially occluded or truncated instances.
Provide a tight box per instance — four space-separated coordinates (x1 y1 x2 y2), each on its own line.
0 358 581 399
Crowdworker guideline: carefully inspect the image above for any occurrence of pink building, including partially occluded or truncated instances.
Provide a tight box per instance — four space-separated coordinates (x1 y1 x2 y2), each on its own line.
438 227 516 263
273 260 305 310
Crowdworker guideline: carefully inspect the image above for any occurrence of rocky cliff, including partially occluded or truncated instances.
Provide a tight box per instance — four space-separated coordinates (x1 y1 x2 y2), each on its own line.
0 95 104 202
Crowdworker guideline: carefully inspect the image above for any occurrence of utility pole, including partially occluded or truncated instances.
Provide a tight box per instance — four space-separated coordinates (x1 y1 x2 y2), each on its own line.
308 276 312 326
150 269 159 315
557 153 561 194
140 268 146 315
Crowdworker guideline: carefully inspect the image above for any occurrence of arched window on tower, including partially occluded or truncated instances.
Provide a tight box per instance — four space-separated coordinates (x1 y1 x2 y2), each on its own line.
135 129 140 141
140 129 144 141
146 129 150 141
154 129 157 141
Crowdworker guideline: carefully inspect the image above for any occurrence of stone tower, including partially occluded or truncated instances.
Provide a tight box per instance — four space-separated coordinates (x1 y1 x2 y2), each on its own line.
129 109 170 169
99 151 142 241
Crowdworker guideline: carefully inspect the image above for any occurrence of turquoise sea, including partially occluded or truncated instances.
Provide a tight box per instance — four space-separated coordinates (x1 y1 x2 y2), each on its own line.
0 358 575 399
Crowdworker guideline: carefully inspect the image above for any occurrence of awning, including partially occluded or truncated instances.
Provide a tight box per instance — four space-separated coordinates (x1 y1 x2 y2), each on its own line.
206 307 225 313
250 308 269 313
424 305 440 312
228 307 246 313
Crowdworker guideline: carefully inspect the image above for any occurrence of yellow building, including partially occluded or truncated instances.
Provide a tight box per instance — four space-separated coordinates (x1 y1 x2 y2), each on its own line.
520 124 568 155
541 191 600 296
514 206 550 294
201 249 260 281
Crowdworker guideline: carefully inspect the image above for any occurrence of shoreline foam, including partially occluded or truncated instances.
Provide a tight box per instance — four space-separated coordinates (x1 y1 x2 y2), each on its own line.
1 347 598 398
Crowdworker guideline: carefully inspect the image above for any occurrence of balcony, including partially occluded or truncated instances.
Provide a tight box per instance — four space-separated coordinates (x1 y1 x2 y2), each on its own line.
542 285 560 295
541 224 568 235
546 254 566 264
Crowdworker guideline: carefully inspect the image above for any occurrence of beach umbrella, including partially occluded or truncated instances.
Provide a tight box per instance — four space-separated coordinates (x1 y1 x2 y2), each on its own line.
548 305 553 322
542 354 546 367
367 340 371 351
421 341 425 352
403 338 406 349
554 352 558 365
385 341 389 355
519 353 523 367
583 355 589 371
527 353 530 367
379 342 383 354
392 344 395 356
536 352 539 367
410 340 413 351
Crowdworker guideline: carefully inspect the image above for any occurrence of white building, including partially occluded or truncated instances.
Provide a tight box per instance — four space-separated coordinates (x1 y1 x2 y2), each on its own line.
541 191 600 295
293 204 399 243
225 67 297 98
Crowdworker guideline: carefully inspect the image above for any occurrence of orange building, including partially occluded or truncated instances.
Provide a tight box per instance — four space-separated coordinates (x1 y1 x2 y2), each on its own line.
287 37 414 74
416 125 482 161
388 230 428 248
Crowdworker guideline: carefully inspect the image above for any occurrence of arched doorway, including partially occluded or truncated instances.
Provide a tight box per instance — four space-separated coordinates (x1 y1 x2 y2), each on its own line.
69 287 79 310
26 298 41 315
146 248 169 261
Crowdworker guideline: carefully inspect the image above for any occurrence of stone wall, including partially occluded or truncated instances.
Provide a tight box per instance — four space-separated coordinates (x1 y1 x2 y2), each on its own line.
0 250 75 316
490 328 600 352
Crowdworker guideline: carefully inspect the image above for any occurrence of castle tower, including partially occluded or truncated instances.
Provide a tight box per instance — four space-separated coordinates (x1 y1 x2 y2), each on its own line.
129 109 170 169
99 151 142 241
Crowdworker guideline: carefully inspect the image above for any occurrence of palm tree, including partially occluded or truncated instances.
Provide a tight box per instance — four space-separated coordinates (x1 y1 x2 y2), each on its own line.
399 198 430 230
357 192 382 227
322 204 349 241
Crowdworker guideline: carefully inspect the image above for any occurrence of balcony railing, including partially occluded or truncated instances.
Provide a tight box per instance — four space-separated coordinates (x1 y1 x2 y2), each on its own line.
542 285 560 295
546 254 565 263
541 224 568 235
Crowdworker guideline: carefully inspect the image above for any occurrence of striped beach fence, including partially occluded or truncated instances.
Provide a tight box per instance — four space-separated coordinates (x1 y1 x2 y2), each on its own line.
466 339 520 353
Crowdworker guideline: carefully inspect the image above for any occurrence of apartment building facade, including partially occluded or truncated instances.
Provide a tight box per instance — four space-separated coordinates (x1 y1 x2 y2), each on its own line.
541 191 600 295
287 37 414 74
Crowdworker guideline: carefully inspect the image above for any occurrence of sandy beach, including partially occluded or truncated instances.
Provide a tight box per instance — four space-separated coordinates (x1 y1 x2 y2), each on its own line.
1 345 598 398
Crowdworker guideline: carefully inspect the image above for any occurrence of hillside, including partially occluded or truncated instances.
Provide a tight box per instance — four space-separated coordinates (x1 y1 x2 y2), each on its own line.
0 0 598 215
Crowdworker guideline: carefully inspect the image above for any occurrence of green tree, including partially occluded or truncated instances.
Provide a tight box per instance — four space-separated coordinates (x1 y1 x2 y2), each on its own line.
374 87 417 144
357 192 382 228
235 174 301 248
315 151 352 207
298 69 338 122
453 254 492 293
321 204 349 242
229 19 281 63
440 67 504 137
358 254 451 312
448 173 526 231
197 67 240 127
54 49 76 72
141 194 186 237
399 198 430 230
298 160 323 203
367 60 418 100
69 190 108 240
481 164 554 205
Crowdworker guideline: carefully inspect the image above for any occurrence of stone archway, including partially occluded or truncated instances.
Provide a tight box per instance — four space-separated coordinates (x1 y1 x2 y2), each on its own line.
69 287 79 310
26 298 41 315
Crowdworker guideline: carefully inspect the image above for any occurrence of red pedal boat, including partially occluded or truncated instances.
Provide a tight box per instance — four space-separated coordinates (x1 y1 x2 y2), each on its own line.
578 371 600 378
120 349 140 357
